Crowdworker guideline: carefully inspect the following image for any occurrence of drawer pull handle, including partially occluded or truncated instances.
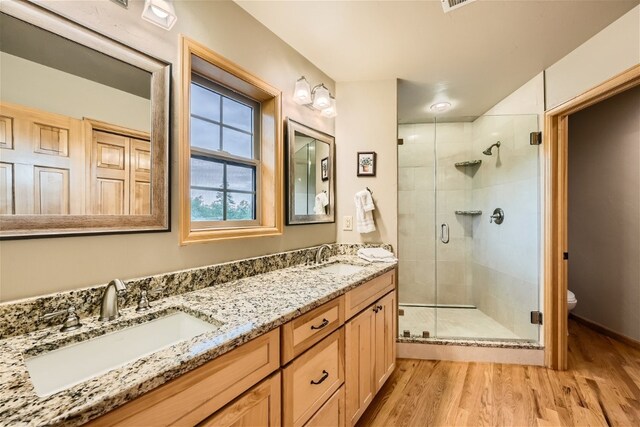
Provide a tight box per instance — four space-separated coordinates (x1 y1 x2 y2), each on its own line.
373 305 383 313
310 370 329 385
311 318 329 330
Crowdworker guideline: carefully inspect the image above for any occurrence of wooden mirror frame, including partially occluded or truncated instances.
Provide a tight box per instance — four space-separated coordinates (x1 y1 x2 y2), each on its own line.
286 118 335 225
0 0 170 239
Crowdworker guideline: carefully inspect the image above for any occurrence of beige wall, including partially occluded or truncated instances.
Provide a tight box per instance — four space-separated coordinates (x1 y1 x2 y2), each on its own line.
335 80 398 250
545 5 640 109
568 85 640 341
0 0 336 302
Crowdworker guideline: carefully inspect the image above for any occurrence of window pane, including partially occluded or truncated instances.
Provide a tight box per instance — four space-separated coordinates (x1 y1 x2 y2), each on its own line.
227 164 255 192
222 97 252 132
191 157 223 189
226 192 254 220
191 117 220 151
191 189 224 221
223 127 252 158
191 83 220 121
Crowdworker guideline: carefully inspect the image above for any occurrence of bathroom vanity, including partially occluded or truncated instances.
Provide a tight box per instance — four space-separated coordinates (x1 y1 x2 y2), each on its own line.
0 246 396 426
91 270 396 426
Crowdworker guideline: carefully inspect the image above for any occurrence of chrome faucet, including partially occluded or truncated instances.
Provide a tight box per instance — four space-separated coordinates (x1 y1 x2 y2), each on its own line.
316 244 332 264
99 279 127 321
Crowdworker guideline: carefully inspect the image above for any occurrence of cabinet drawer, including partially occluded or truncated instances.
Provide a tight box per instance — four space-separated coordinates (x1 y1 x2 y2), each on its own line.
282 296 344 364
197 372 281 427
89 329 280 426
305 386 345 427
345 270 395 319
283 328 345 427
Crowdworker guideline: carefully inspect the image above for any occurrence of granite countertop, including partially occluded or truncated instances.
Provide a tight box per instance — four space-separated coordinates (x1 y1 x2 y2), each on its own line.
0 255 396 426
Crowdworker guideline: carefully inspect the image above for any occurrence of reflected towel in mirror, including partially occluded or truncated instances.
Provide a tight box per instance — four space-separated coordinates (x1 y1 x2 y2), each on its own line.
314 192 329 214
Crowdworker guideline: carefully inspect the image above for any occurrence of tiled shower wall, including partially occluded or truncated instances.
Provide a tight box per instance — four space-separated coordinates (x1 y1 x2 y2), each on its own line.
470 115 540 340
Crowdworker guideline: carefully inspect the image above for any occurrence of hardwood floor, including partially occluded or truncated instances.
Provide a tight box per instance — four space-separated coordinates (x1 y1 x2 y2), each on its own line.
357 320 640 426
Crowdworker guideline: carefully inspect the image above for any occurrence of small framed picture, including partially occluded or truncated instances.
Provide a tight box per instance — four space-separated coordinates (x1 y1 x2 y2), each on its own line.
357 152 376 177
321 157 329 181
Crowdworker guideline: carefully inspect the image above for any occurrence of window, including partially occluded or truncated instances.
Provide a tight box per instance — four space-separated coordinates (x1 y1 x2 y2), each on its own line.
190 77 259 224
180 36 283 243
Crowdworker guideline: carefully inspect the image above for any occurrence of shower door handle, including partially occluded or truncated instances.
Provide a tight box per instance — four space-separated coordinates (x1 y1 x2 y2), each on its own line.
440 223 449 244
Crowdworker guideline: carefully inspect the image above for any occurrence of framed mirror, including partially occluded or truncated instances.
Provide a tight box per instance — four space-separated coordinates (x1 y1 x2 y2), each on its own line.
0 0 170 238
286 118 335 225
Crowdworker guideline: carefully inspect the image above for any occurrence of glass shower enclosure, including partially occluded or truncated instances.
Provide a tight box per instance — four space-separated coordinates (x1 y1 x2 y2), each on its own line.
397 115 540 342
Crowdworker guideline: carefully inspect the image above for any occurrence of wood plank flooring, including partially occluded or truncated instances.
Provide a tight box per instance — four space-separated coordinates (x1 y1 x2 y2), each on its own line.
357 320 640 426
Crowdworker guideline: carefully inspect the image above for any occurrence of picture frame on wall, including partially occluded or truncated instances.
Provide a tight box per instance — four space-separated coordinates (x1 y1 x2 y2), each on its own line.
357 151 376 177
321 157 329 181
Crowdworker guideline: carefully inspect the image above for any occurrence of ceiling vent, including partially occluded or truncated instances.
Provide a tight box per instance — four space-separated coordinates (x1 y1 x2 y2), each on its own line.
441 0 476 13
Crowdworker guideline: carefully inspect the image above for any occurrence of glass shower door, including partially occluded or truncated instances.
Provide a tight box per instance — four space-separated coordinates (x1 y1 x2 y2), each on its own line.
434 115 541 341
397 122 437 339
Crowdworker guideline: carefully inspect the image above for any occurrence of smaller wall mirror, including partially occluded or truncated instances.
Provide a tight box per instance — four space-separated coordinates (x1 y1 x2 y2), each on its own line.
286 119 335 225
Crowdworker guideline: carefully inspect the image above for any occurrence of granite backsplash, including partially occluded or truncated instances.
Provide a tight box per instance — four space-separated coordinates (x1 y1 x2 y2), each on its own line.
0 243 392 339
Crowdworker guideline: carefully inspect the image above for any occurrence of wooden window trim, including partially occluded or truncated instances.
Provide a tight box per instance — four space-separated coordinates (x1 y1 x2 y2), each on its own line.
543 64 640 370
179 36 283 244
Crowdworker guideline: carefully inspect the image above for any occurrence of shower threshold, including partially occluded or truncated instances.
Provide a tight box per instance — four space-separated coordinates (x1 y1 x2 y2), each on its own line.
398 304 536 343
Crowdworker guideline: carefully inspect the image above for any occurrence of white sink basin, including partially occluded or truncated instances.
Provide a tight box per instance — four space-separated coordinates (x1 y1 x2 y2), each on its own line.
315 262 365 276
25 311 222 397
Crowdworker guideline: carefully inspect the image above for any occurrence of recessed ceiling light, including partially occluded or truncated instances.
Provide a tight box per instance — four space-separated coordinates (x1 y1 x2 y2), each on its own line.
430 102 451 112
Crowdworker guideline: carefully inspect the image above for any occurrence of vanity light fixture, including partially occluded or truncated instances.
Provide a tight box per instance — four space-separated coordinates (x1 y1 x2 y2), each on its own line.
141 0 177 30
312 84 331 110
293 76 337 118
321 96 337 118
430 102 452 113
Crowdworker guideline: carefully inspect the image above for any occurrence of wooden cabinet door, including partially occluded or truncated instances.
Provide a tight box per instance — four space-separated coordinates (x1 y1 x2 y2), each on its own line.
304 386 345 427
345 305 376 426
0 102 84 215
198 372 281 427
374 291 396 392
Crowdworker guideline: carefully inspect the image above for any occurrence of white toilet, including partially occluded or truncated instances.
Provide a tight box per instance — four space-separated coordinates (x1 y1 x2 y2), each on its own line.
567 290 578 312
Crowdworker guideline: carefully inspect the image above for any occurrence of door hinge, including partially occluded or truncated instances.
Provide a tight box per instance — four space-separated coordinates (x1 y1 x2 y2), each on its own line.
530 131 542 145
563 252 569 260
530 311 543 325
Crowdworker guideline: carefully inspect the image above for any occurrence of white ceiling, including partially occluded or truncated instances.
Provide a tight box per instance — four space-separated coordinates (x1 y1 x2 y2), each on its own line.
236 0 638 122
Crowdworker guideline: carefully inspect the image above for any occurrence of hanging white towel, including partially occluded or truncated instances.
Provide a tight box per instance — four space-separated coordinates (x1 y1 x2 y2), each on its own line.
354 190 376 233
314 192 329 215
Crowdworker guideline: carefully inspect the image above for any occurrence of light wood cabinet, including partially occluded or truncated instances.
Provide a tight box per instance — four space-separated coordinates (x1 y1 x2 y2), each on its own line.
89 329 280 426
374 291 396 391
197 373 281 427
281 296 344 364
344 271 397 426
344 303 376 426
304 386 345 427
283 329 344 427
344 270 395 319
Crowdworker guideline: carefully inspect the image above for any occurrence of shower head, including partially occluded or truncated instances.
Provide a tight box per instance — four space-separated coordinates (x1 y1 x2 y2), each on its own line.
483 141 501 156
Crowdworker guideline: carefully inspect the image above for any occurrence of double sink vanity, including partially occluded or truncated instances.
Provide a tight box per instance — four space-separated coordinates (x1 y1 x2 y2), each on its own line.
0 245 397 426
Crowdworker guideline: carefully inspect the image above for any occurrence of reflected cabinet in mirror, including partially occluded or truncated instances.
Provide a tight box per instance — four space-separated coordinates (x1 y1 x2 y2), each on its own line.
0 0 169 238
286 119 335 225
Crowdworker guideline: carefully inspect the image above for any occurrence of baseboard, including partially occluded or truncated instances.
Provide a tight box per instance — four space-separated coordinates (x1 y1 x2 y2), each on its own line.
397 342 545 366
570 314 640 350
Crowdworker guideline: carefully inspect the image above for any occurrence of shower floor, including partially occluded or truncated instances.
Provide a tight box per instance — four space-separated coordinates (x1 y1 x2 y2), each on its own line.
398 305 520 340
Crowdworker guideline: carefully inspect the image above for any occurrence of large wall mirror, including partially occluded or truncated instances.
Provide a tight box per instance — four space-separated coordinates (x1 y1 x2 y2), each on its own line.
286 119 335 225
0 0 169 238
